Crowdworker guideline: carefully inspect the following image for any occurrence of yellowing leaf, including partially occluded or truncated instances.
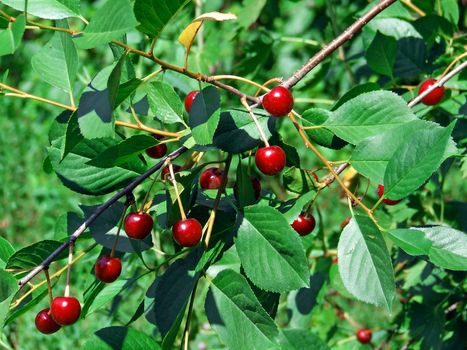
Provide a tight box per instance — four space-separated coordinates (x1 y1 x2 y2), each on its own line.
178 11 237 50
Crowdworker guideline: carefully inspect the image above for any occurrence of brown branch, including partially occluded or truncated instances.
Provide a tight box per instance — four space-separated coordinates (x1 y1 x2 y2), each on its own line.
282 0 398 89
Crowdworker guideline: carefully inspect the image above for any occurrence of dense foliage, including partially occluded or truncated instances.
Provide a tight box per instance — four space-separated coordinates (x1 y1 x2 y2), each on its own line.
0 0 466 349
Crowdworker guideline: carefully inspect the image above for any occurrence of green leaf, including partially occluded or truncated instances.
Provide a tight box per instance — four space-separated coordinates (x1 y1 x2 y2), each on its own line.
331 82 380 111
384 122 457 200
324 91 417 145
74 0 137 49
387 229 432 256
0 237 15 268
416 226 467 271
337 215 395 310
205 269 279 350
4 284 49 326
439 0 459 26
235 159 259 209
189 86 221 145
350 120 455 184
87 135 157 167
213 108 275 153
365 31 396 78
134 0 191 37
0 14 25 57
31 30 78 92
83 326 161 350
283 191 315 224
280 329 330 350
6 240 67 270
83 280 127 316
237 0 267 29
236 205 310 292
114 78 143 108
0 270 18 329
107 53 127 110
0 0 80 19
62 111 82 160
146 81 185 125
301 108 346 150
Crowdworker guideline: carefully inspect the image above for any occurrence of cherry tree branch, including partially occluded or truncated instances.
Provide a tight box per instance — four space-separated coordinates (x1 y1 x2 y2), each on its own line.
282 0 397 89
18 146 188 288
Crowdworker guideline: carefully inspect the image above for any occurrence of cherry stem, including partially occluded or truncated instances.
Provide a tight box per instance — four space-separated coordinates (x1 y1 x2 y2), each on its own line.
140 173 159 213
240 97 270 147
44 269 53 305
210 75 270 92
168 163 187 220
111 203 129 257
64 243 74 298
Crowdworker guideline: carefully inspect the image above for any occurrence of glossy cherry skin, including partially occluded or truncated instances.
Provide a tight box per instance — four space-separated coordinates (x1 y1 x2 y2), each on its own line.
233 176 262 201
172 218 203 247
356 328 372 344
262 86 294 117
145 135 167 159
291 213 316 236
418 79 445 105
255 146 286 176
95 256 122 283
35 308 61 334
185 90 200 113
377 184 401 205
124 212 153 239
50 297 81 326
200 167 225 189
161 164 182 180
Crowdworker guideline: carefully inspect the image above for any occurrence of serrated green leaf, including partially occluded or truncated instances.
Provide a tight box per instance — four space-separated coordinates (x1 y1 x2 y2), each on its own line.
189 86 221 145
146 81 185 125
6 240 67 270
205 269 279 350
236 205 310 292
74 0 137 49
365 31 396 78
387 229 432 256
280 329 330 350
83 326 161 350
0 237 15 268
0 0 80 19
337 215 395 310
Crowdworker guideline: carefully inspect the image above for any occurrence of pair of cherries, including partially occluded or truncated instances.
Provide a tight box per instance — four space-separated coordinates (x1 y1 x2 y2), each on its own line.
35 296 81 334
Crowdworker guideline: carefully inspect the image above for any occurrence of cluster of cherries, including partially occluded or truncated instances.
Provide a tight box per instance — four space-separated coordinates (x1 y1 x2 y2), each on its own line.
35 79 442 335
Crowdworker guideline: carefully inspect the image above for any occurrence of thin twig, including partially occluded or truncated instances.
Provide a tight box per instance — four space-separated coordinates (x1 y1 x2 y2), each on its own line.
168 163 187 220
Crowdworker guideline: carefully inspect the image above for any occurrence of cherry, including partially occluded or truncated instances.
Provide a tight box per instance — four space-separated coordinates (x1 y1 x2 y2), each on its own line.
255 146 286 176
124 212 153 239
172 218 203 247
200 167 225 189
291 212 316 236
377 184 401 205
95 256 122 283
161 164 181 180
50 297 81 326
262 86 294 117
418 79 445 105
356 328 372 344
185 90 200 113
35 308 61 334
233 176 261 201
145 135 167 159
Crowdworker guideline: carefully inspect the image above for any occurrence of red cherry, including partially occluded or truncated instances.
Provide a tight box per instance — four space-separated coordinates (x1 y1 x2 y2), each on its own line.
35 308 61 334
332 257 338 265
340 216 351 229
233 176 261 201
262 86 294 117
255 146 286 175
161 164 182 180
185 90 200 113
124 212 153 239
200 167 225 189
50 297 81 326
291 212 316 236
172 218 203 247
418 79 445 105
377 184 401 205
95 256 122 283
356 328 372 344
146 135 167 159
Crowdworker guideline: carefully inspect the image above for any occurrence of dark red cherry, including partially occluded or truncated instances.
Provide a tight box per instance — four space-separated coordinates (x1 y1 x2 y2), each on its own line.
255 146 286 175
145 135 167 159
418 79 445 105
356 328 372 344
95 256 122 283
233 176 261 201
200 167 225 189
124 212 153 239
50 297 81 326
262 86 294 117
377 184 401 205
185 90 200 113
172 218 203 247
291 212 316 236
161 164 182 180
35 308 61 334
